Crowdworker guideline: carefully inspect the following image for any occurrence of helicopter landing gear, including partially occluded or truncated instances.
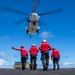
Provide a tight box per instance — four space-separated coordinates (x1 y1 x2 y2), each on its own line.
36 29 39 33
26 30 29 34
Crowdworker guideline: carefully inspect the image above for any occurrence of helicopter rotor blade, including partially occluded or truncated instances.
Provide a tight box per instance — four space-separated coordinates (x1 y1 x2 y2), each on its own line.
14 17 29 25
32 0 40 12
2 6 29 16
38 20 45 25
38 8 62 16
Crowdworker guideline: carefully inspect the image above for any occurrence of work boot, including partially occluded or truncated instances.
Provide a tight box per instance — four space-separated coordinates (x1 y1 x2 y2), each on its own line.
43 66 46 71
53 64 55 70
53 68 55 70
43 68 45 71
22 64 25 70
45 67 48 71
29 64 32 70
57 65 59 70
33 64 37 70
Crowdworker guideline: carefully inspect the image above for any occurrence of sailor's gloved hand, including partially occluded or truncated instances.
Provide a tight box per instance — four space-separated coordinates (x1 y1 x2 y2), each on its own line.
12 47 14 49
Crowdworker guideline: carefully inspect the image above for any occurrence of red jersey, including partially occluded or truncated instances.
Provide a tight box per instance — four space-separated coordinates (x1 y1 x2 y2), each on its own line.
51 49 60 58
29 46 39 55
39 43 52 52
14 48 28 56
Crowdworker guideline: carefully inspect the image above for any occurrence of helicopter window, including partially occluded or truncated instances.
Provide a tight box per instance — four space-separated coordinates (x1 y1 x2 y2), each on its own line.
34 15 36 16
33 21 36 25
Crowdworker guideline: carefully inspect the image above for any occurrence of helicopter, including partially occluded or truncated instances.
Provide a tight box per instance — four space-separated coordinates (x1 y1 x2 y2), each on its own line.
2 0 62 37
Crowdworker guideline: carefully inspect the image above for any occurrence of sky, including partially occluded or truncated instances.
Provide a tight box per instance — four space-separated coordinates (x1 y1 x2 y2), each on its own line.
0 0 75 68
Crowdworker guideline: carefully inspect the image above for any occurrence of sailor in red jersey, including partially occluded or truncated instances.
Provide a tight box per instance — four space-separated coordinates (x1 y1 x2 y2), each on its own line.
29 44 39 70
39 39 52 71
12 46 28 70
51 48 60 70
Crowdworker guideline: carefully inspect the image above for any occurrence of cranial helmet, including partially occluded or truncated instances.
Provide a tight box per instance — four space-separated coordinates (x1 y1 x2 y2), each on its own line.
42 39 47 43
21 46 24 48
52 48 56 50
32 44 36 46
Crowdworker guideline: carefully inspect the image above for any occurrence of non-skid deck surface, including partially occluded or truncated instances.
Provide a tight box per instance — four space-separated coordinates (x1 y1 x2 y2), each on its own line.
0 68 75 75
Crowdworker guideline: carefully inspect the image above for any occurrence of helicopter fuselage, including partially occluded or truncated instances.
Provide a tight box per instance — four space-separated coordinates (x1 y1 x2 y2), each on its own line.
26 12 40 35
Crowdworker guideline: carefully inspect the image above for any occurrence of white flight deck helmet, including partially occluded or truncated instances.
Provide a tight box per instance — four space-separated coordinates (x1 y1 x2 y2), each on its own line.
32 44 36 46
42 39 47 43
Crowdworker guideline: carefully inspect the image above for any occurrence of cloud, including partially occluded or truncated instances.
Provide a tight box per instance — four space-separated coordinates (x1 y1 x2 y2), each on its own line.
0 58 6 66
0 52 12 67
0 36 8 39
0 52 10 58
0 58 13 68
40 31 55 38
63 62 75 66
